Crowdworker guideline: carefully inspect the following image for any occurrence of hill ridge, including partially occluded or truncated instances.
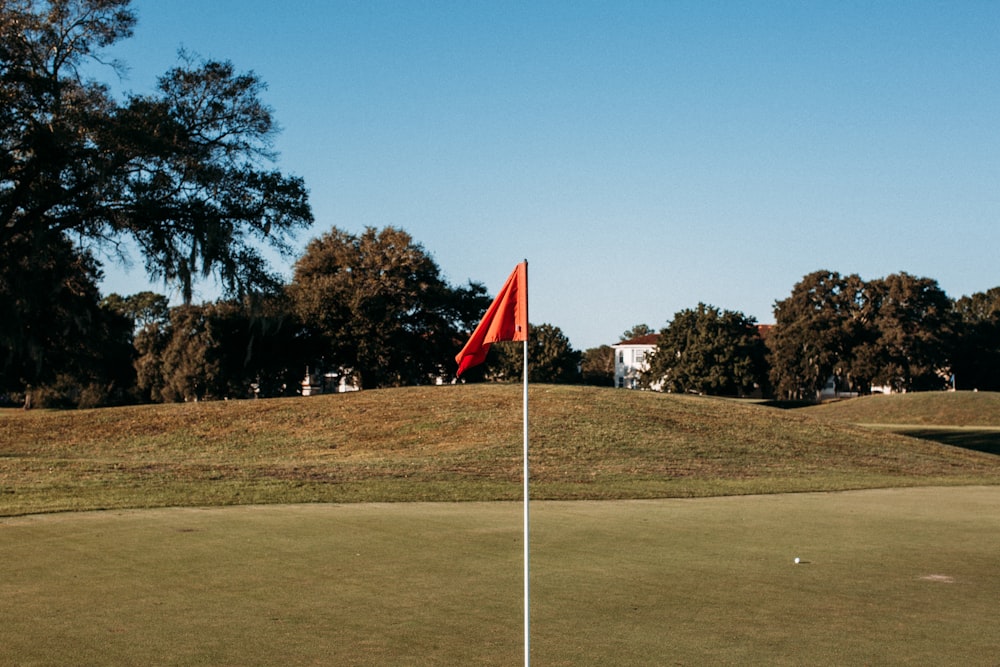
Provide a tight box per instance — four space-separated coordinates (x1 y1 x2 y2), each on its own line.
804 390 1000 427
2 385 998 515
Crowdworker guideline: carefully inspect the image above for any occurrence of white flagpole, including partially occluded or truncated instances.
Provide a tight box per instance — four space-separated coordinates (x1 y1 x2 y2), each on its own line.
522 262 530 667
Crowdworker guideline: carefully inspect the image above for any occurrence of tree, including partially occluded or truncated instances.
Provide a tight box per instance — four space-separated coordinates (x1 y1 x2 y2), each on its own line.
155 304 220 402
116 53 313 301
288 226 490 389
643 303 766 396
528 323 582 383
858 273 953 392
490 323 581 383
1 1 312 298
211 294 313 398
768 271 866 399
770 270 956 398
102 291 170 333
620 324 654 341
1 1 312 399
132 316 169 403
952 287 1000 391
0 233 134 406
137 296 308 402
581 345 615 386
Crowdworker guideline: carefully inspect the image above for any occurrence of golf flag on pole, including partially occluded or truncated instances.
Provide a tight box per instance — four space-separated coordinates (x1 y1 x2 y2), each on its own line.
454 261 528 376
455 260 532 666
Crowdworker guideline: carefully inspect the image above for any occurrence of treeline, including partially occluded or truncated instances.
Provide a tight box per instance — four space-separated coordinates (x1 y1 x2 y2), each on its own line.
1 226 585 408
3 3 997 408
2 1 310 407
634 270 1000 400
0 1 586 408
5 227 999 407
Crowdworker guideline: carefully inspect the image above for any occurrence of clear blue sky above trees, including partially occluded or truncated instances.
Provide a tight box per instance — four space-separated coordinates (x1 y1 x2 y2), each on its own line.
98 0 1000 350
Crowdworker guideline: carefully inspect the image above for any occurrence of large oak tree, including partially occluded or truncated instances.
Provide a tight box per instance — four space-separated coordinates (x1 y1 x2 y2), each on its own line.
289 226 490 389
768 270 867 399
643 303 766 396
855 273 953 392
769 270 954 398
1 0 312 398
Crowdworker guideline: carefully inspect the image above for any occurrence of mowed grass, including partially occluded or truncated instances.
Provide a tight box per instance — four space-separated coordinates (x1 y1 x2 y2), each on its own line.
3 385 1000 516
806 390 1000 456
2 388 1000 665
805 390 1000 427
2 488 999 666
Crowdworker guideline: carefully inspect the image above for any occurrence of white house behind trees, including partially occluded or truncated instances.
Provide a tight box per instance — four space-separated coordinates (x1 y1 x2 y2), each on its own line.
299 367 360 395
612 334 659 390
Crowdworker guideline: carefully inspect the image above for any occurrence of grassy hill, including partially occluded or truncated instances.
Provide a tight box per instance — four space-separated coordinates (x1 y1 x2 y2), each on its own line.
805 390 1000 456
804 389 1000 426
2 385 999 516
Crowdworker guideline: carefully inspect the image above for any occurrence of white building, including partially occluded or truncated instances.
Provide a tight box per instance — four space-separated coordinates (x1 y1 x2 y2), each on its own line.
299 367 360 395
612 334 659 389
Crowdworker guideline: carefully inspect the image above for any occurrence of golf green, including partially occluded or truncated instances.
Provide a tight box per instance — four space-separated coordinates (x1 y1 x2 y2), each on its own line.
2 487 998 665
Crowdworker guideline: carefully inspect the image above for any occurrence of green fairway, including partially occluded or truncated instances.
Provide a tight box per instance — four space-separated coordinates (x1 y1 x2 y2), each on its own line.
3 388 999 664
3 487 999 666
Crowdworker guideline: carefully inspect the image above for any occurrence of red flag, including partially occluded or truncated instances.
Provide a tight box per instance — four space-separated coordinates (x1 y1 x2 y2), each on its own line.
455 262 528 376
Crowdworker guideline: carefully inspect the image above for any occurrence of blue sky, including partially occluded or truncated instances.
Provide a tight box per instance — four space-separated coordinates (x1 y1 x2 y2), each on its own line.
98 1 1000 350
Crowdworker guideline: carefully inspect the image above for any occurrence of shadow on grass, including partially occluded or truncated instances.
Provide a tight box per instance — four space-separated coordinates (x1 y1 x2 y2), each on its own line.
757 399 816 410
895 428 1000 456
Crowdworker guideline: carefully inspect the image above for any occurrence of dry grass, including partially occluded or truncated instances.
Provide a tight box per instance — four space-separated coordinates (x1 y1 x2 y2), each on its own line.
804 389 1000 426
2 385 999 516
804 390 1000 456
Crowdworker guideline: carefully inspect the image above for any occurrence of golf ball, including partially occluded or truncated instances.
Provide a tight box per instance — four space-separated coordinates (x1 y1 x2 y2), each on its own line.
794 557 800 564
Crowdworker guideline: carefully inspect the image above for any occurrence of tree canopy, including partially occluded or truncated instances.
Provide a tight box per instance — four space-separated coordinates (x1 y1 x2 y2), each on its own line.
946 287 1000 391
489 323 581 384
620 324 654 342
0 232 133 406
767 271 866 399
580 345 615 386
859 273 953 392
131 296 306 402
288 226 490 389
768 270 955 398
1 0 312 298
643 303 766 396
1 0 312 398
